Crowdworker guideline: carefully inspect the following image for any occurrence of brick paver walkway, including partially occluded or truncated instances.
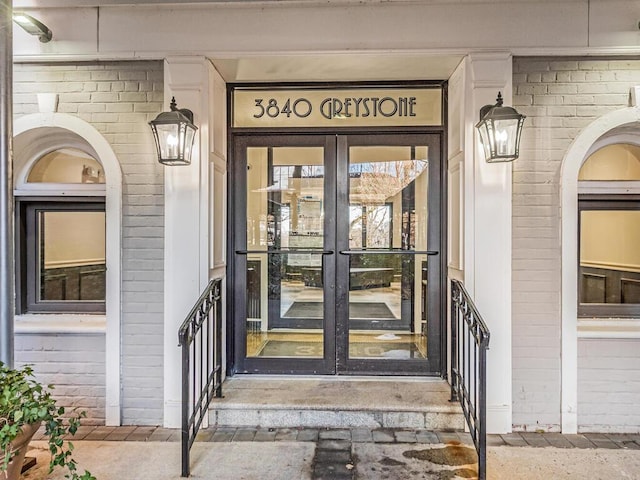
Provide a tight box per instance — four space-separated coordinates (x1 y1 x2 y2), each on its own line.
37 425 640 450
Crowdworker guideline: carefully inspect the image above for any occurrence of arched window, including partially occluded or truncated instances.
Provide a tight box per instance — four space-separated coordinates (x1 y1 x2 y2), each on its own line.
16 148 106 314
578 144 640 318
26 148 105 184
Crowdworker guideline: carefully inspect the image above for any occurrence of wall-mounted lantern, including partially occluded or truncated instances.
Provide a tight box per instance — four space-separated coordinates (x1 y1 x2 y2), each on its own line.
475 92 526 163
149 97 198 166
12 12 52 43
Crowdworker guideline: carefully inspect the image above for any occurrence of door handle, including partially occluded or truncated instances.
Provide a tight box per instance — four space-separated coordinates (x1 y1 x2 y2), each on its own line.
236 249 335 255
339 249 438 255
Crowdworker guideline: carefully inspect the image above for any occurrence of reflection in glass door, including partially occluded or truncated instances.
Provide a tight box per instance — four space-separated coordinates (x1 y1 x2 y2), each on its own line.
234 136 336 374
336 135 441 375
246 146 326 356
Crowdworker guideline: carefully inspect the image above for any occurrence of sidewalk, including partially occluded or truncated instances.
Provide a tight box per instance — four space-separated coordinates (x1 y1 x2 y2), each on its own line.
23 426 640 480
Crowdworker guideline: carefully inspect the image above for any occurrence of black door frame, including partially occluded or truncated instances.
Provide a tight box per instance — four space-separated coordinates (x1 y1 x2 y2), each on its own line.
231 134 338 375
226 78 448 378
228 131 446 376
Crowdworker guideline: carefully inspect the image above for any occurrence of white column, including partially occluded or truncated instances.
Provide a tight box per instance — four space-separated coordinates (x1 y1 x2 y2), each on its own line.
463 53 514 434
163 57 214 428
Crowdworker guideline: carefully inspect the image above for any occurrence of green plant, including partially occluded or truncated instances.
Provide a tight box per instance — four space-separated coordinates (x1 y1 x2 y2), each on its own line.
0 362 95 480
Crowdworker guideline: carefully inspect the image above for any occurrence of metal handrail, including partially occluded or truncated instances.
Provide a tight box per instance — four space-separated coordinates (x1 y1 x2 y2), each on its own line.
450 279 490 480
236 249 334 255
339 249 439 255
178 278 223 477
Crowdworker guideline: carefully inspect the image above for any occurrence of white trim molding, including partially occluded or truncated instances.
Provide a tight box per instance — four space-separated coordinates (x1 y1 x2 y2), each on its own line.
13 113 123 426
560 106 640 434
578 181 640 195
15 314 106 335
578 319 640 339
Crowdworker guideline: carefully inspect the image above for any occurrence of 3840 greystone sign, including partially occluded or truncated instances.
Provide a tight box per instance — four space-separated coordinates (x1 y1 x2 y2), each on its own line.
233 87 442 128
253 95 416 120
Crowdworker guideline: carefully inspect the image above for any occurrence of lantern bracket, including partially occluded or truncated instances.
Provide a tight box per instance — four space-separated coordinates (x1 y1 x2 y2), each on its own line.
170 97 194 124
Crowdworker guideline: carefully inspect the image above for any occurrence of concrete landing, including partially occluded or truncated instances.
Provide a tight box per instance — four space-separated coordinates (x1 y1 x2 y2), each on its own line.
209 376 464 430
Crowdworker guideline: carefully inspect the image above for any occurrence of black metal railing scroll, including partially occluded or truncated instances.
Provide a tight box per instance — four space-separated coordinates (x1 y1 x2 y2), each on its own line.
178 278 223 477
450 279 491 480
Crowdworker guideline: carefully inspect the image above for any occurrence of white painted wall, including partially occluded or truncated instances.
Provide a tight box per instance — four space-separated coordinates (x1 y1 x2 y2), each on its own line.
11 1 640 64
514 58 640 433
15 331 106 425
578 338 640 433
13 62 162 426
447 59 465 282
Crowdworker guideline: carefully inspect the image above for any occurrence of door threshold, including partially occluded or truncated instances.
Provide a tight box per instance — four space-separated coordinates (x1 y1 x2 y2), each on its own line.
228 374 445 383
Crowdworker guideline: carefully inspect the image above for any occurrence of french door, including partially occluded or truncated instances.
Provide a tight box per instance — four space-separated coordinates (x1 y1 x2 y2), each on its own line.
231 133 443 375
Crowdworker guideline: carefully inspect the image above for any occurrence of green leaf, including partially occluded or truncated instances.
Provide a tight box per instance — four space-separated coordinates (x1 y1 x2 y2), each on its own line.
0 363 93 479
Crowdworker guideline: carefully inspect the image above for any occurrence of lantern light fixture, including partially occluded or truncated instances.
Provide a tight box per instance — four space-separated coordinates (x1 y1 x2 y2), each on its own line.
12 12 52 43
149 97 198 166
475 92 526 163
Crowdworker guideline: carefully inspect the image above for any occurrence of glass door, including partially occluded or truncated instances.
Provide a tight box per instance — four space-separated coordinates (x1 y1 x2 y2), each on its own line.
335 134 442 375
232 135 337 374
231 133 443 376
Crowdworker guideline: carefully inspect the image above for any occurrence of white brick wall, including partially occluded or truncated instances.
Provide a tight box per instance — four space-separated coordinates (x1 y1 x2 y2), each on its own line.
15 333 106 425
14 61 165 425
13 58 639 430
578 339 640 433
512 57 640 431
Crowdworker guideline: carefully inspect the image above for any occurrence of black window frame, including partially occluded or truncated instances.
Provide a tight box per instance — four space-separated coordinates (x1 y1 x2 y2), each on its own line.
16 196 106 314
578 194 640 318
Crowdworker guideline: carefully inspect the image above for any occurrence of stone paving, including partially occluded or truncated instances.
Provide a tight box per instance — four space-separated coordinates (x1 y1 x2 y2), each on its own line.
25 425 640 480
35 424 640 450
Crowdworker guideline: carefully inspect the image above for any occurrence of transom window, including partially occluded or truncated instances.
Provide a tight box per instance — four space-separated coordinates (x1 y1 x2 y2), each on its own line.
27 148 105 184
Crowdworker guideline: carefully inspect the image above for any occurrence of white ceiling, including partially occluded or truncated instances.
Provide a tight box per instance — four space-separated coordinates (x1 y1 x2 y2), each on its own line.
211 53 464 83
14 0 556 5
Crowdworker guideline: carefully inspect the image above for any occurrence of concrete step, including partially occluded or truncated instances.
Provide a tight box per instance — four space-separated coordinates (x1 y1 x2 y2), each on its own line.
209 376 464 430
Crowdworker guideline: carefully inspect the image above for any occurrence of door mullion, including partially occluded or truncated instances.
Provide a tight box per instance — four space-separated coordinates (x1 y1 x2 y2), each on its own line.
323 135 338 374
335 135 350 372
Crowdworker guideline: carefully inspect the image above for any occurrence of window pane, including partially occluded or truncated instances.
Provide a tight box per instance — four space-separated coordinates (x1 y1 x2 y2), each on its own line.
578 144 640 181
39 211 106 302
580 210 640 305
366 205 391 248
245 146 326 359
349 206 363 249
28 148 104 184
347 145 429 360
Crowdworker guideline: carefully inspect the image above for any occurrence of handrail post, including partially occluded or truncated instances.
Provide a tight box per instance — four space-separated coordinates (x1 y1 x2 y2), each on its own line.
450 280 458 402
478 336 487 480
181 325 191 477
215 282 223 398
